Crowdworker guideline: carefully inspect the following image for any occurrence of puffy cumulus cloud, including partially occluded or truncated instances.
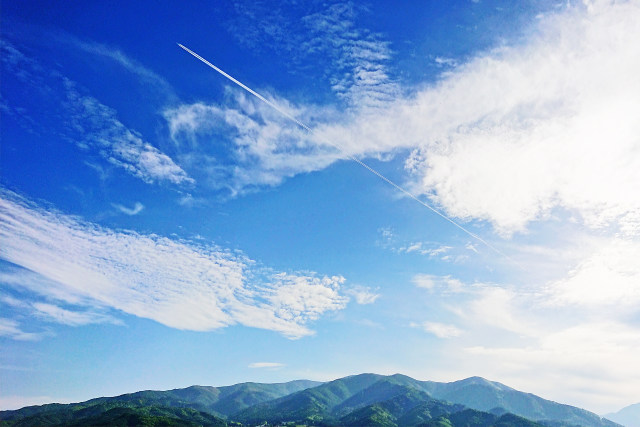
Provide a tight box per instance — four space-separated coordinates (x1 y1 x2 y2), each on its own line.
0 190 348 339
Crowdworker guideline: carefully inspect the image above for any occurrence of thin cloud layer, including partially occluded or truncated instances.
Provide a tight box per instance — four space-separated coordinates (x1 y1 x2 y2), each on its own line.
0 190 348 339
248 362 285 369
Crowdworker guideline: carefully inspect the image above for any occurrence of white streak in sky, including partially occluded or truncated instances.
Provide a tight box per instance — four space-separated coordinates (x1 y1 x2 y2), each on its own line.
177 44 515 264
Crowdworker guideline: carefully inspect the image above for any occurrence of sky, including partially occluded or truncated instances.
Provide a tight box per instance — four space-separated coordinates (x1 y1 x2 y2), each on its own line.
1 0 639 416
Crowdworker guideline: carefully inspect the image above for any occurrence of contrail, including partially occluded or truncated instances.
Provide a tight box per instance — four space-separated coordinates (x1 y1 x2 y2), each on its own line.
177 43 518 266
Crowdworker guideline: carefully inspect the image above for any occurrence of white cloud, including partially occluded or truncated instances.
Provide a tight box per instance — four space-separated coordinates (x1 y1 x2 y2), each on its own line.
398 1 640 235
178 1 640 239
346 285 380 304
431 267 640 413
412 274 465 293
228 1 397 111
0 190 348 339
61 36 175 98
413 321 463 338
412 274 436 290
248 362 285 369
1 41 192 187
300 2 399 111
547 238 640 310
64 83 194 186
164 96 340 194
32 303 122 326
0 318 47 341
112 202 144 216
0 294 121 327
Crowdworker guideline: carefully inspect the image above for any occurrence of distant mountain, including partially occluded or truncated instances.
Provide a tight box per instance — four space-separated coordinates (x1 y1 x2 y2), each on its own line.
605 403 640 427
416 376 619 427
0 374 623 427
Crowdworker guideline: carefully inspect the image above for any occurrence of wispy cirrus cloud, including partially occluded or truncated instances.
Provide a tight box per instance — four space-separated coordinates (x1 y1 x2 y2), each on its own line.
345 285 380 305
63 80 194 186
59 36 176 99
0 294 121 328
299 2 398 111
32 303 123 327
112 202 144 216
1 41 192 186
227 1 397 111
0 189 348 339
0 318 48 342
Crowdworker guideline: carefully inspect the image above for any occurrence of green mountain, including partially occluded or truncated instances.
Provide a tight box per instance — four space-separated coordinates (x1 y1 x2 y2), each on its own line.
605 403 640 427
0 405 230 427
0 379 319 425
0 374 623 427
232 374 547 427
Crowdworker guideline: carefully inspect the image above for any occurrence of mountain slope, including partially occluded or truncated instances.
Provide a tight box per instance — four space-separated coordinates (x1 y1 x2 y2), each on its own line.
605 403 640 427
0 405 230 427
232 374 545 427
0 379 319 424
233 373 386 424
416 377 619 427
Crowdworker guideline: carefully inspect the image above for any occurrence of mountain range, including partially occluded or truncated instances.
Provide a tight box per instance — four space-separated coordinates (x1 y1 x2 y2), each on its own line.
0 374 623 427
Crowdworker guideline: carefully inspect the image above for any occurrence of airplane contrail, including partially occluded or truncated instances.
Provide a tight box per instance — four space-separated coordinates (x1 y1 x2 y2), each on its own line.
177 43 518 266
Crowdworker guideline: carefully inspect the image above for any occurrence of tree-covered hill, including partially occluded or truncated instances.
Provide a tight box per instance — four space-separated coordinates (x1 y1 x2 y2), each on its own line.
0 374 622 427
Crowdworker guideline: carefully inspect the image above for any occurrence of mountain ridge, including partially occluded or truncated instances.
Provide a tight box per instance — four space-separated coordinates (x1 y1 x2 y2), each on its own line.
0 374 622 427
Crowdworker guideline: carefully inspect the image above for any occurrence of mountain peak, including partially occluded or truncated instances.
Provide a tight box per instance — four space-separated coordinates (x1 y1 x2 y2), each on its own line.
454 376 513 391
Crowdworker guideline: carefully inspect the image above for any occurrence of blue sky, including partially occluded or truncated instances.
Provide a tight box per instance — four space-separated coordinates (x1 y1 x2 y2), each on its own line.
1 0 639 415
